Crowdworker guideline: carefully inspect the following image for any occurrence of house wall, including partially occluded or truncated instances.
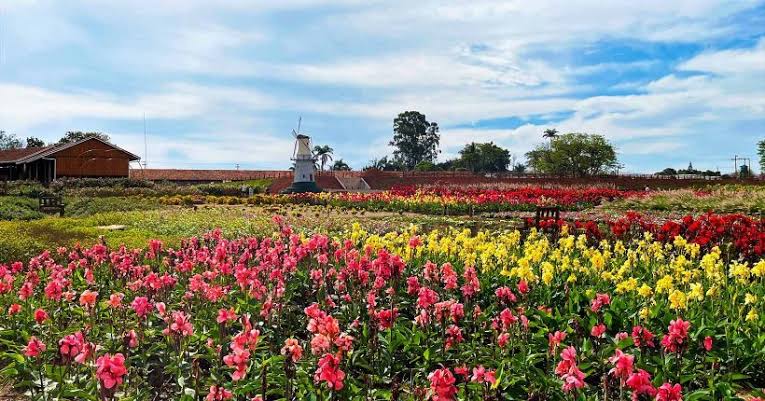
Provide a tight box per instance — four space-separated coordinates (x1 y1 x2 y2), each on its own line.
52 140 132 177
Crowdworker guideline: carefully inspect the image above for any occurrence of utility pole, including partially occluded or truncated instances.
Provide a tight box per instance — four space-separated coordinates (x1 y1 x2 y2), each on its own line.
731 155 739 178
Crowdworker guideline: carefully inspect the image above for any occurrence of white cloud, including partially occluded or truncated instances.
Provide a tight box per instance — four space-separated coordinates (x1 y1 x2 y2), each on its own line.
678 38 765 75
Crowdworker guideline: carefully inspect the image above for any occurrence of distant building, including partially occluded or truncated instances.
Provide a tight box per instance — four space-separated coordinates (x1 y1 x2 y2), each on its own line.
0 137 140 183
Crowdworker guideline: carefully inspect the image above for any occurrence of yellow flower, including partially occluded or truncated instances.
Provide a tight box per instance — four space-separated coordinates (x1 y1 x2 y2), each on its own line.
639 307 650 320
752 260 765 277
688 283 704 302
638 284 653 298
745 293 758 305
668 290 687 310
746 309 759 322
655 275 674 294
729 262 750 282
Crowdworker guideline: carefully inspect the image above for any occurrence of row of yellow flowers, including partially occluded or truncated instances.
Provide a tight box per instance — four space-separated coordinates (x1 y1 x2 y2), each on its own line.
340 222 764 324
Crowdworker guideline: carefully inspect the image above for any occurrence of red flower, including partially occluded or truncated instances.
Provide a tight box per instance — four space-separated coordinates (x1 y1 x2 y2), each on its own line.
79 290 98 309
23 336 46 358
216 308 238 325
631 326 655 348
428 368 457 401
703 336 713 352
314 354 345 390
591 323 606 338
33 308 48 324
131 296 152 319
96 353 127 390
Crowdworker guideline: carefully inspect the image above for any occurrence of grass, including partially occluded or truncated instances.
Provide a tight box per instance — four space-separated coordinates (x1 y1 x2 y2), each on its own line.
603 186 765 214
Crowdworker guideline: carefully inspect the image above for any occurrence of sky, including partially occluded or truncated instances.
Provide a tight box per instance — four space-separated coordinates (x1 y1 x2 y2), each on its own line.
1 0 764 173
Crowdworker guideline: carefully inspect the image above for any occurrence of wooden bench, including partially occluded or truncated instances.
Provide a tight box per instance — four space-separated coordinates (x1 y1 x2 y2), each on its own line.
39 195 65 217
534 206 560 228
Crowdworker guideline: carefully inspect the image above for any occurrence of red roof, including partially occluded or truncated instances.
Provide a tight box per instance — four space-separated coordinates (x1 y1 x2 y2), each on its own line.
130 169 291 181
0 146 52 163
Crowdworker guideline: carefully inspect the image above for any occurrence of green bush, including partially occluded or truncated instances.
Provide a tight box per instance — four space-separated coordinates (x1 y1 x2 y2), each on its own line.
0 196 44 220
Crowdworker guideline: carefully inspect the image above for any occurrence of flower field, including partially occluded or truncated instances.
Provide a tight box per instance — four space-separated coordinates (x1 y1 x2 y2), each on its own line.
1 213 764 400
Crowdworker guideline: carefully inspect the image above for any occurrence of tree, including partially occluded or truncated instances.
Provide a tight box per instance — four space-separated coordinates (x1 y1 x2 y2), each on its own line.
512 163 527 174
25 137 46 148
331 159 351 171
525 132 620 177
656 168 678 176
457 142 511 173
758 139 765 175
390 111 440 170
0 131 23 150
414 161 439 171
56 131 111 145
313 145 334 171
364 156 402 171
543 128 559 141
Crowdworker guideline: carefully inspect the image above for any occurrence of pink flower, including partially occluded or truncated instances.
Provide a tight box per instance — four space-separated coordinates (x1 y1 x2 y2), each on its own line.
59 331 92 364
590 293 611 313
661 318 691 353
108 293 124 308
96 353 127 390
625 369 656 400
655 383 683 401
33 308 48 324
608 349 634 381
428 368 457 401
223 347 250 381
548 331 567 352
314 354 345 390
163 311 193 338
631 326 655 348
280 338 303 363
217 308 238 324
470 365 497 385
517 280 529 294
206 385 233 401
556 346 586 393
131 296 152 318
23 336 46 358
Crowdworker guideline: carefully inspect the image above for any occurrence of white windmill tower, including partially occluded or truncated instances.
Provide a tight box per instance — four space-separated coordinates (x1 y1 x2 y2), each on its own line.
281 117 323 193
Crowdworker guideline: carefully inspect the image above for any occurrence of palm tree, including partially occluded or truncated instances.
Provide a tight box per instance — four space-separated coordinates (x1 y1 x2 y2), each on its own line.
543 128 559 141
332 159 351 171
313 145 334 171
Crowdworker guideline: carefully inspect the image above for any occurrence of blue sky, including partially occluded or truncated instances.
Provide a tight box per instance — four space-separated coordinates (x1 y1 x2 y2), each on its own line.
1 0 764 173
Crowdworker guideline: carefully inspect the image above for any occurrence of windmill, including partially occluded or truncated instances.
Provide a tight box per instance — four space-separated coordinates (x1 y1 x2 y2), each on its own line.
281 117 323 193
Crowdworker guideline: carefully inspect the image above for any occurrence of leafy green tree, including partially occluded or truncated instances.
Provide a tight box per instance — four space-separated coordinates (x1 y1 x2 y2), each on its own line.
656 168 678 176
56 131 111 145
0 131 23 150
414 161 439 171
525 132 620 177
364 156 402 171
458 142 511 173
758 139 765 174
313 145 334 171
512 163 527 174
25 137 46 148
390 111 440 170
331 159 351 171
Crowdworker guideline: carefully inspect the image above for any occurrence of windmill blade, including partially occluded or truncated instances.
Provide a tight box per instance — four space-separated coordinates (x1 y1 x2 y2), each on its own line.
291 129 298 138
297 116 302 134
